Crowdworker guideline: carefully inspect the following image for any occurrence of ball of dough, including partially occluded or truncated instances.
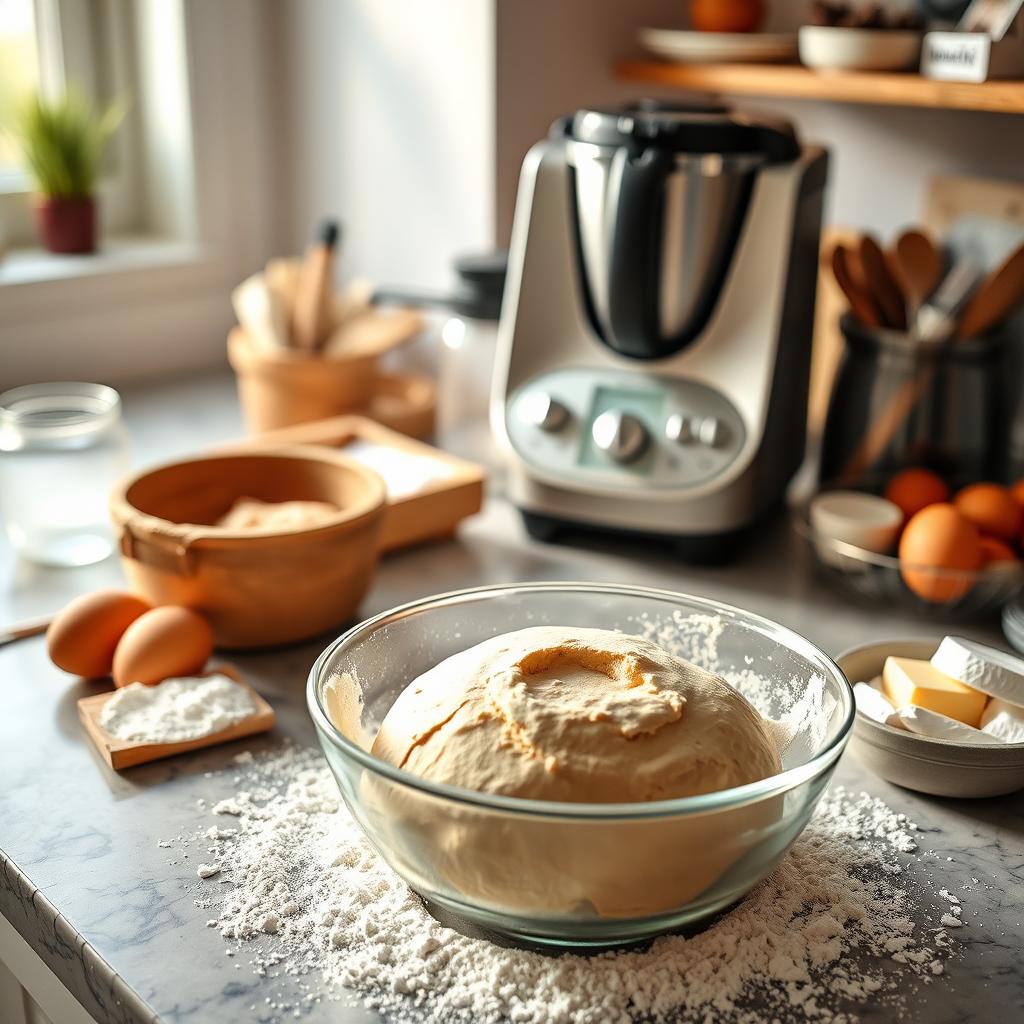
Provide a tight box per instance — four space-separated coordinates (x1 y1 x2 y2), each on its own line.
351 627 784 920
372 626 781 802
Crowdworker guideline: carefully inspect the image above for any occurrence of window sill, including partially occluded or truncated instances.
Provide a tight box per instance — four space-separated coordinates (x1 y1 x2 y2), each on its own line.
0 236 206 287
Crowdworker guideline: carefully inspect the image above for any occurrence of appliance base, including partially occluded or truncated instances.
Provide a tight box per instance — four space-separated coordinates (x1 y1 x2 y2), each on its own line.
519 510 753 565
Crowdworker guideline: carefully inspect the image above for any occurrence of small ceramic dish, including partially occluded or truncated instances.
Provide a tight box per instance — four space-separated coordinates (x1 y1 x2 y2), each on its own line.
798 26 922 72
837 638 1024 798
808 490 902 568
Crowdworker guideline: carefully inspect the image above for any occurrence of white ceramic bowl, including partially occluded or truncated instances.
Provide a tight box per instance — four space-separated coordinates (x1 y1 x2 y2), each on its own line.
799 26 922 72
810 491 902 552
837 638 1024 798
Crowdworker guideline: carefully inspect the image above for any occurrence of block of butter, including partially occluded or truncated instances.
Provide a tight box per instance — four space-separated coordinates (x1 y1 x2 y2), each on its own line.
882 656 987 728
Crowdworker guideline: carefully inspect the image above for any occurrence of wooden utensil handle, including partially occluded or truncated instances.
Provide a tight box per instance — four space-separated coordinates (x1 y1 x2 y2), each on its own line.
0 614 52 647
839 363 936 483
831 245 881 329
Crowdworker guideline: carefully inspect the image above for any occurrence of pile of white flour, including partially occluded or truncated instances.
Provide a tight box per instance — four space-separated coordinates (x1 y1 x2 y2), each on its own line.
179 745 958 1024
100 674 256 742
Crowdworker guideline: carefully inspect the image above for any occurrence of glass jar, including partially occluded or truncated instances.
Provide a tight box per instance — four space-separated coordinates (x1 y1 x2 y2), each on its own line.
0 382 131 566
374 251 507 467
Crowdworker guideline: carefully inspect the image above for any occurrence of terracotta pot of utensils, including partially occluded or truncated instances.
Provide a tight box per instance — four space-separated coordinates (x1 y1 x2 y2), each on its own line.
228 327 381 433
228 220 424 433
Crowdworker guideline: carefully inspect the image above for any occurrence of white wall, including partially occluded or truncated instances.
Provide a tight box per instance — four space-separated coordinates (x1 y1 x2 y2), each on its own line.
278 0 496 293
494 0 680 242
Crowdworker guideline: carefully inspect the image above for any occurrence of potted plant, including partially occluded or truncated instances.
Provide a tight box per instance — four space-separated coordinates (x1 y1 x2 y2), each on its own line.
13 92 124 254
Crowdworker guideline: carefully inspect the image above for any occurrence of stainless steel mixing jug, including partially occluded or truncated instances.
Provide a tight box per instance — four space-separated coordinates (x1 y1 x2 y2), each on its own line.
564 104 800 360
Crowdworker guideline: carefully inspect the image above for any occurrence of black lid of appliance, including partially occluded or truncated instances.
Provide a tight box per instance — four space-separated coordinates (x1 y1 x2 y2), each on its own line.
455 252 507 294
567 101 800 164
451 250 506 319
373 251 507 321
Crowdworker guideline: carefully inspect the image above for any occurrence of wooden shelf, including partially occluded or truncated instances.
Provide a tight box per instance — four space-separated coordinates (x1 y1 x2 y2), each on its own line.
617 60 1024 115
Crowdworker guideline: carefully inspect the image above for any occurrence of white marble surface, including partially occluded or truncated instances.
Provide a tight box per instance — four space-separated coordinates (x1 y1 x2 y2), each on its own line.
1 371 1022 1023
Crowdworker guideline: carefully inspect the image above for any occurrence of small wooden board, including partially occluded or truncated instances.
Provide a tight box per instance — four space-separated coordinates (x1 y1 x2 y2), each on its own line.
226 415 486 552
77 669 275 771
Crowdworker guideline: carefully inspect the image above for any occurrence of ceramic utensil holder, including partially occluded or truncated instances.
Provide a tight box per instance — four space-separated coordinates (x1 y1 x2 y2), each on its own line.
820 314 1011 486
228 327 379 433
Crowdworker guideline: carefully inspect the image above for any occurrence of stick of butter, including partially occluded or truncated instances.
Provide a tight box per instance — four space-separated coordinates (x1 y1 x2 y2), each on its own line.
980 698 1024 744
931 637 1024 707
895 705 1002 744
882 656 987 728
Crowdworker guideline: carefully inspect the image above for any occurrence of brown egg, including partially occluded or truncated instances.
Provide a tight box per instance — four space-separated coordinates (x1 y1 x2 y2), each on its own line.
954 483 1023 542
980 535 1017 565
1010 480 1024 508
899 504 983 603
883 468 949 521
112 606 214 688
47 590 152 678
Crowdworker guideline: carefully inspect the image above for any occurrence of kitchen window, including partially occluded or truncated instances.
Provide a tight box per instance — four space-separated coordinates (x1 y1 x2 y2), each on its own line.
0 0 39 190
0 0 145 248
1 0 284 390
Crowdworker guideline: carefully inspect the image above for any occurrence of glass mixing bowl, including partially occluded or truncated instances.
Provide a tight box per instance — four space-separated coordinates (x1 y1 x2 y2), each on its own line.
307 582 854 947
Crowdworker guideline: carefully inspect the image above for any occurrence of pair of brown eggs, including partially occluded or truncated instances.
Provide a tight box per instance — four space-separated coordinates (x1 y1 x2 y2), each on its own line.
47 590 214 687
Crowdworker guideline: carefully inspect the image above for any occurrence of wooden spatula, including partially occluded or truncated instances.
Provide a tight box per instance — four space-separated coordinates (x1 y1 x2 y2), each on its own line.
831 244 881 328
858 234 907 331
890 229 943 321
957 242 1024 340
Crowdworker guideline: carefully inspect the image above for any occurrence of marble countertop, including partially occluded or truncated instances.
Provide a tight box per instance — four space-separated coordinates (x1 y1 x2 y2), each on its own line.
1 371 1022 1023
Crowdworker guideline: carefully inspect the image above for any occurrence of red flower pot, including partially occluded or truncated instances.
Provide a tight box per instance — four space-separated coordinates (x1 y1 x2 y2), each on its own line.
33 195 97 254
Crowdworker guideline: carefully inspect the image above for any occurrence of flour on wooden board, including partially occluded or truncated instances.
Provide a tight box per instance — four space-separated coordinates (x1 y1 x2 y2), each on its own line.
99 674 256 743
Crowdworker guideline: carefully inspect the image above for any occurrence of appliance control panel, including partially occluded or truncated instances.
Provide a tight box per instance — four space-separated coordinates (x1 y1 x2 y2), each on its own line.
507 368 745 490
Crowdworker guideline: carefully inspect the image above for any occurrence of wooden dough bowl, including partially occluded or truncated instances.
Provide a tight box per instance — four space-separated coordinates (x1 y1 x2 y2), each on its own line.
110 448 386 648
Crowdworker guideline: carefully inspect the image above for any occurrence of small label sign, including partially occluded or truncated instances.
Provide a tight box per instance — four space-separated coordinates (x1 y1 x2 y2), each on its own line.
922 31 992 82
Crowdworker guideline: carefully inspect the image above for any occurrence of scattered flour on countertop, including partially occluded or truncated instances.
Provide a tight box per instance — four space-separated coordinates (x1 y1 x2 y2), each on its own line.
182 746 960 1024
99 674 256 743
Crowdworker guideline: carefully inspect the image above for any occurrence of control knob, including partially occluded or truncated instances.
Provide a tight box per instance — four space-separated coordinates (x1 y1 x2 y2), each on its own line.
591 410 648 464
521 392 570 432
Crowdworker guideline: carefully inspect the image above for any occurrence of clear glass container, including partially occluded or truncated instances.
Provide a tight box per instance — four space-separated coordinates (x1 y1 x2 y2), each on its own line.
0 382 131 566
308 582 853 947
438 313 499 457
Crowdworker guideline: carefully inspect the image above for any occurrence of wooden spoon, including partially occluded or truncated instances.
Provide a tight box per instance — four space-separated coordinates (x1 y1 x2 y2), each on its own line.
831 244 881 328
858 234 907 331
0 613 51 648
957 242 1024 340
890 229 943 320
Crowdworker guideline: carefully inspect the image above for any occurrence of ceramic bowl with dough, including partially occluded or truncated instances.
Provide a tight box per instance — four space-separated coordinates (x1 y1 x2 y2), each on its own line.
309 583 854 947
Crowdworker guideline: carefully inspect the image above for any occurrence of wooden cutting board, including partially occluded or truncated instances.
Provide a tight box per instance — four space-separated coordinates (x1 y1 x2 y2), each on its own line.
78 667 275 771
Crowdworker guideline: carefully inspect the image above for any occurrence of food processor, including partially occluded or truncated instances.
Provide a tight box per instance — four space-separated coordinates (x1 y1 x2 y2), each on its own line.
492 101 829 558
